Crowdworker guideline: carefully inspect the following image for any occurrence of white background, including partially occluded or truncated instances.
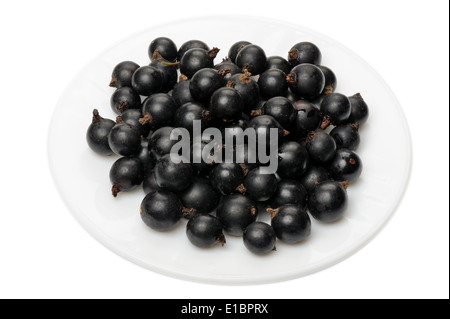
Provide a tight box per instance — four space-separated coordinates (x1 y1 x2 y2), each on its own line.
0 0 448 299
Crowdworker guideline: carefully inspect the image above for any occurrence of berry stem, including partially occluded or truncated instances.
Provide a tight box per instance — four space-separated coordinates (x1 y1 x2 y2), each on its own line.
92 109 103 124
111 185 121 197
109 77 118 88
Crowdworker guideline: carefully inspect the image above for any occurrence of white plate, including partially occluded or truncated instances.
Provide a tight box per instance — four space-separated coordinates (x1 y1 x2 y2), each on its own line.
47 15 412 285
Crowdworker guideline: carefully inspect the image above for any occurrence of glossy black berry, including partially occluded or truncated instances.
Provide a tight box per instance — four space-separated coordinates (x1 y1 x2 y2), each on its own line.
177 39 210 61
235 44 267 75
140 93 177 130
142 169 162 195
288 42 322 66
110 86 141 114
148 37 178 62
189 68 226 103
243 222 276 255
214 58 241 79
154 154 193 192
228 40 251 63
290 100 322 139
131 66 163 96
269 204 311 244
209 163 245 196
180 47 219 78
308 180 348 223
318 65 337 96
86 109 115 156
174 102 208 133
242 167 278 202
109 61 140 88
178 176 219 218
116 109 150 137
268 179 308 209
248 115 289 146
228 72 260 115
261 96 296 129
327 148 363 183
186 214 226 248
299 165 330 192
149 56 178 92
257 69 288 100
216 194 258 236
320 92 351 128
277 141 310 179
148 126 178 162
109 156 144 197
266 56 292 75
108 122 142 156
209 87 244 122
140 189 183 231
306 130 337 164
347 93 369 126
287 64 325 100
329 123 360 150
171 79 196 107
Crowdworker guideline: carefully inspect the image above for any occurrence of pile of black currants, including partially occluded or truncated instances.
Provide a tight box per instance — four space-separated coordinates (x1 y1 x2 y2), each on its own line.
86 37 369 255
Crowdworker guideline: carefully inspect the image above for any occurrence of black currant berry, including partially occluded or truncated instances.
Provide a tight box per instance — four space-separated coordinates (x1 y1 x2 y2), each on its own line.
235 44 267 75
116 109 150 137
242 167 278 202
327 148 363 183
290 100 322 139
189 68 227 103
228 40 251 63
286 64 325 100
299 165 330 192
149 54 178 92
347 93 369 126
108 122 142 156
110 86 141 114
248 115 289 146
320 92 351 129
306 130 337 164
209 86 244 122
265 56 292 75
148 126 178 162
140 189 183 231
214 58 241 79
109 61 140 88
177 39 210 61
277 141 310 179
109 156 144 197
180 47 220 78
174 102 209 133
171 79 196 107
269 204 311 244
86 109 116 156
154 154 193 192
228 71 260 116
131 66 163 96
142 169 162 195
136 138 154 172
216 193 258 236
318 65 337 96
243 222 276 255
140 93 177 130
329 123 360 150
261 96 296 129
186 214 226 248
148 37 178 62
178 176 219 218
308 180 348 223
257 69 288 100
209 163 245 196
288 41 322 66
268 179 308 209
